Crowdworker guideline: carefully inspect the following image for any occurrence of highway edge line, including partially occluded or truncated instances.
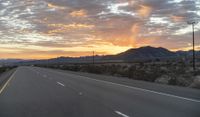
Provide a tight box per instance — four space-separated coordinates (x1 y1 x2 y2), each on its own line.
0 69 18 94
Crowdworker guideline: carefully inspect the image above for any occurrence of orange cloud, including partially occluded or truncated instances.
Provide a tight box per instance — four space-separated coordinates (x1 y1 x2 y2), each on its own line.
171 15 184 22
47 3 66 10
135 37 158 47
128 0 136 6
138 5 152 17
48 23 95 34
130 24 159 47
112 38 136 47
49 23 94 29
70 9 88 18
131 24 140 34
93 23 140 47
131 23 140 41
93 30 135 47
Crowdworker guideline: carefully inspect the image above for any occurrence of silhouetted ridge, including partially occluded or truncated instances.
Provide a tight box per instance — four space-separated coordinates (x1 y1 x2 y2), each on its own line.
114 46 176 60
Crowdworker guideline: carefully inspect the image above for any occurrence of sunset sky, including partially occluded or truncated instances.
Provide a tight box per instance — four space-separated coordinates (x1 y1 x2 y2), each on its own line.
0 0 200 59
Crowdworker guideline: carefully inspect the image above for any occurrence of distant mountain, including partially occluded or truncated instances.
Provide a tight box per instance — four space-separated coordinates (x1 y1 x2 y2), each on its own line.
5 46 200 66
112 46 177 60
0 59 31 66
176 50 200 57
0 59 24 63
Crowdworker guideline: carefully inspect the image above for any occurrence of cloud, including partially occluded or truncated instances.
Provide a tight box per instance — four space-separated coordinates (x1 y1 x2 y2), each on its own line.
171 15 185 22
70 9 88 17
47 23 95 35
138 5 152 17
47 3 66 10
131 23 140 36
0 0 199 59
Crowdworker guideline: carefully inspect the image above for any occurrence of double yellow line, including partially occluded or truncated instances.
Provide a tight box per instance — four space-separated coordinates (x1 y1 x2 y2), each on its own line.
0 70 17 94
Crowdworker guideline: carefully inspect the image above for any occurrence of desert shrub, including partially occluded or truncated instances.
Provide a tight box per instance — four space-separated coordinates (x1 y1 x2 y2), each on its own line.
190 76 200 89
124 65 165 82
0 67 6 74
176 76 193 86
168 77 177 85
0 66 17 74
80 65 103 74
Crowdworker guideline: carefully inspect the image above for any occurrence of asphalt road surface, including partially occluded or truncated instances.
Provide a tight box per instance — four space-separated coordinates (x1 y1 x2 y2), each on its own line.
0 67 200 117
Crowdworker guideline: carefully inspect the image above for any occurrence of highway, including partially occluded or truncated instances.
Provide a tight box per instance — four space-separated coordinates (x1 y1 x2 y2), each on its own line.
0 67 200 117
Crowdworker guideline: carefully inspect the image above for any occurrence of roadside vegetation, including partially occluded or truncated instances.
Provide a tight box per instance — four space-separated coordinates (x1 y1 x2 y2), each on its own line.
36 61 200 89
0 66 17 75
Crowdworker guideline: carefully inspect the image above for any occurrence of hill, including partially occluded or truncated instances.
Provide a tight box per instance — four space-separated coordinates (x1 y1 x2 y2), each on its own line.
111 46 177 61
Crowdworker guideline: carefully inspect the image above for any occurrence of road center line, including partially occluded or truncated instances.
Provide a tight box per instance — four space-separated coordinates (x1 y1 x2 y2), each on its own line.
57 82 65 87
115 111 130 117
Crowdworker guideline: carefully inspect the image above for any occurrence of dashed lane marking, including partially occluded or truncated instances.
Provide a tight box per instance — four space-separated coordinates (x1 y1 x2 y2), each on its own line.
57 82 65 87
115 111 130 117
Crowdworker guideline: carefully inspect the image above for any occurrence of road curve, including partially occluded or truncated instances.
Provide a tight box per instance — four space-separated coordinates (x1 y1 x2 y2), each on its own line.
0 66 199 117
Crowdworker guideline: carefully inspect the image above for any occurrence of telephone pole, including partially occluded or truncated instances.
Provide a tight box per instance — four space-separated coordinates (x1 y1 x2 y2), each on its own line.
92 51 94 65
187 21 197 71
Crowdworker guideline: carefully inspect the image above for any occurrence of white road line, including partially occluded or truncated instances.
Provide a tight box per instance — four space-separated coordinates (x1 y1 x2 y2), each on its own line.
0 70 17 94
72 74 200 103
57 82 65 87
115 111 130 117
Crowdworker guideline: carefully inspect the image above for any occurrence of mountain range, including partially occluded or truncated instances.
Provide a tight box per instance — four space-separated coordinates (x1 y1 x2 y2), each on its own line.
0 59 24 64
1 46 199 66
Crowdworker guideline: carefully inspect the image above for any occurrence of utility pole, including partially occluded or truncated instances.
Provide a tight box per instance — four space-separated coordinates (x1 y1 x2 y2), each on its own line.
92 51 94 65
187 21 197 71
